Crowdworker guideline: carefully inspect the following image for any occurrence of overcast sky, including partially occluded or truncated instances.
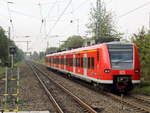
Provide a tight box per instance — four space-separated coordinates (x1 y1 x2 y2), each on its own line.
0 0 150 52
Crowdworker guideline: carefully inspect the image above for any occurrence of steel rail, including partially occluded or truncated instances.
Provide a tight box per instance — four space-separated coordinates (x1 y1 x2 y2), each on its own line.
130 95 150 105
32 62 98 113
105 92 150 112
31 61 150 113
28 63 64 113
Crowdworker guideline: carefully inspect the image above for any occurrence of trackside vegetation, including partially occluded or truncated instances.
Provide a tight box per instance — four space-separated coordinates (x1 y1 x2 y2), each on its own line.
0 27 25 73
131 27 150 95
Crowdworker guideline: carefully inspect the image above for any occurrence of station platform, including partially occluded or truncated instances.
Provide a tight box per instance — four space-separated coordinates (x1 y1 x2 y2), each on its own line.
0 111 49 113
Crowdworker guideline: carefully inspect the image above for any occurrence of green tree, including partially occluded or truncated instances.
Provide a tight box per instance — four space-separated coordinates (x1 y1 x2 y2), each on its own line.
15 48 25 62
0 27 24 66
46 47 58 54
87 2 122 39
60 35 84 50
131 27 150 79
31 51 39 59
0 27 9 64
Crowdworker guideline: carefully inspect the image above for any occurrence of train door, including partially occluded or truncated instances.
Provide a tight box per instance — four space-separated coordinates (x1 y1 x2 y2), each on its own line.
75 54 80 74
83 53 87 76
73 54 76 73
66 54 70 71
64 55 66 70
69 54 73 72
87 51 97 78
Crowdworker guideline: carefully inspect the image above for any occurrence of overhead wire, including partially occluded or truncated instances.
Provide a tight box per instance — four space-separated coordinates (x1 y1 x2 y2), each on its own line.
46 1 58 18
119 1 150 18
73 0 90 13
10 9 41 20
46 0 72 39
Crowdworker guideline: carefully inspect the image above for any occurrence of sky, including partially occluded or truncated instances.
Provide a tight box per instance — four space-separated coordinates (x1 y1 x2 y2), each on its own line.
0 0 150 53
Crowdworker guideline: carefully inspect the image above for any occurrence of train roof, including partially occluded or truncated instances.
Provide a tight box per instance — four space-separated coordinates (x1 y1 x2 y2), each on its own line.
46 41 133 57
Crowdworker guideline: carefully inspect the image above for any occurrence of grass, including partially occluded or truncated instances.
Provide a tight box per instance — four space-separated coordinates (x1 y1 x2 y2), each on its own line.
132 80 150 96
14 61 25 67
33 58 44 64
0 66 5 74
0 61 24 74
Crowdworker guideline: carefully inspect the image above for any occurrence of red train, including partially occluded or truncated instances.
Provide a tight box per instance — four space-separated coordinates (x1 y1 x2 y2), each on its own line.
45 42 140 92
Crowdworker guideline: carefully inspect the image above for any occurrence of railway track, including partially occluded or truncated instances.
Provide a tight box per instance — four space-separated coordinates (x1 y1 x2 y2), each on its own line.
27 62 98 113
104 92 150 113
30 62 150 113
130 95 150 104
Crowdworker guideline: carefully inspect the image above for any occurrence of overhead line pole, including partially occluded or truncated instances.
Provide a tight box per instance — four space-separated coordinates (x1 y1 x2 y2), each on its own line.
96 0 101 40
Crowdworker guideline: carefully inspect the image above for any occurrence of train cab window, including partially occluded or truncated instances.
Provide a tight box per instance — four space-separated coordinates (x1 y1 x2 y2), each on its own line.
88 57 91 69
91 57 94 69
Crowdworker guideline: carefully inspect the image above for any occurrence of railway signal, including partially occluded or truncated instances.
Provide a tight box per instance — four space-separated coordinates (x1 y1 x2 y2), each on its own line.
9 46 17 55
9 46 17 68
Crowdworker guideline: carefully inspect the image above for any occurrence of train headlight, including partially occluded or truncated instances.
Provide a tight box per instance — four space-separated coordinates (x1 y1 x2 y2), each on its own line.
135 69 140 73
104 69 110 73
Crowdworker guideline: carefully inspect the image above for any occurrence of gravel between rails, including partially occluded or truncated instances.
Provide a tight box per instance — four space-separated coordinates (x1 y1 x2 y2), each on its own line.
38 70 88 113
19 64 56 112
36 63 145 113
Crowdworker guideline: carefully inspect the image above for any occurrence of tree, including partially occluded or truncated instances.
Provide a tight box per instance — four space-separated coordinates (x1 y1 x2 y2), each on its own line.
131 27 150 79
46 47 58 54
0 27 25 66
39 51 45 59
86 2 122 39
60 35 84 50
31 51 39 59
15 48 25 62
0 27 9 64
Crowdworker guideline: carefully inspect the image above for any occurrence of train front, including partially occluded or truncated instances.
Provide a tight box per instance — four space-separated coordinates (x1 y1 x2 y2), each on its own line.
101 42 140 93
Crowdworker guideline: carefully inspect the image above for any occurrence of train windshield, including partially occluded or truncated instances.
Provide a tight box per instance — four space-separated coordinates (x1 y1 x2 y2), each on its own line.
108 47 133 69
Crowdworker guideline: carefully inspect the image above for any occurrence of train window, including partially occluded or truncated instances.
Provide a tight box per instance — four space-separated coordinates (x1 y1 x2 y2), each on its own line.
76 58 78 67
79 58 81 67
64 57 66 65
67 58 69 65
83 57 87 68
71 58 72 66
75 58 80 67
88 57 90 69
69 58 73 66
81 57 83 68
73 58 76 67
62 58 64 65
66 58 68 65
91 57 94 69
97 50 99 61
68 58 70 66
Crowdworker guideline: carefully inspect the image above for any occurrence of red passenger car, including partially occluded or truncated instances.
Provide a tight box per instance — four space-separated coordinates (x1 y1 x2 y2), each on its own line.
45 42 140 92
